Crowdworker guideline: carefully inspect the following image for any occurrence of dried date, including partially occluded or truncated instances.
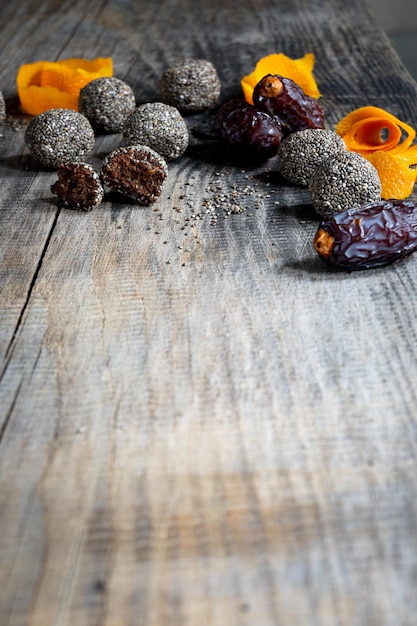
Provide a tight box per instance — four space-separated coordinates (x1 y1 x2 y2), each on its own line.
253 74 325 135
216 99 283 160
314 200 417 270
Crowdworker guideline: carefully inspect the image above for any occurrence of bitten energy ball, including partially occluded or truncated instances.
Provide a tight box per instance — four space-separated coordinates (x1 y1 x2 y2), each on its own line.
78 77 136 133
0 91 6 124
308 151 382 217
51 162 104 211
160 58 221 112
123 102 188 161
100 144 167 205
25 109 95 168
277 129 347 186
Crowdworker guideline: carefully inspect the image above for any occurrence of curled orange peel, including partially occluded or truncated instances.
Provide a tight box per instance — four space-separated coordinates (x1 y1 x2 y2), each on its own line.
241 52 321 105
17 57 113 116
342 118 402 153
336 106 417 200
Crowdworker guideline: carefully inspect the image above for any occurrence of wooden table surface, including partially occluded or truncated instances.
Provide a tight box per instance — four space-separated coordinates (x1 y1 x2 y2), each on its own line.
1 1 417 624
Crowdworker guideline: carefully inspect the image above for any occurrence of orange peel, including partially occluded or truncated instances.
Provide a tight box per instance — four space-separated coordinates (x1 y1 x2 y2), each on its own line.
336 106 415 153
366 151 416 200
16 57 113 116
342 117 402 153
241 52 321 105
336 106 417 200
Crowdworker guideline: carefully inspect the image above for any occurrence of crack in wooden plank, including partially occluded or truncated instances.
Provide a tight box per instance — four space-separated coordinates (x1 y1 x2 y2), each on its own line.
4 208 61 362
0 378 23 445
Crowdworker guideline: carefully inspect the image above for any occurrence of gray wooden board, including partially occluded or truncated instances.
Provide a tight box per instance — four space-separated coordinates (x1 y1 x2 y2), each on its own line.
1 0 417 624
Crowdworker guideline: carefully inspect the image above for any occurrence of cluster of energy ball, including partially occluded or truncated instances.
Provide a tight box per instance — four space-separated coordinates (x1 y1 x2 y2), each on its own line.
23 59 222 211
22 57 383 218
276 129 381 217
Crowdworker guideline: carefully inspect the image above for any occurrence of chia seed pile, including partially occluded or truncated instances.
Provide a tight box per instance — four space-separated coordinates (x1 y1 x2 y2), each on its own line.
146 166 281 265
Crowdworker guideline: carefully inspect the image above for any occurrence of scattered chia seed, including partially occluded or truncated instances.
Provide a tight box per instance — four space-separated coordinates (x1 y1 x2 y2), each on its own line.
277 129 347 186
25 109 95 168
160 59 221 112
100 144 168 205
308 151 382 217
123 102 188 161
78 77 136 133
0 91 5 125
51 162 104 211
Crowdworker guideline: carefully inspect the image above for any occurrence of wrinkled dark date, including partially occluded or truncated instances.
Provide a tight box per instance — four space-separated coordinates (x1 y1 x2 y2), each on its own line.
216 99 283 159
253 74 325 135
314 200 417 270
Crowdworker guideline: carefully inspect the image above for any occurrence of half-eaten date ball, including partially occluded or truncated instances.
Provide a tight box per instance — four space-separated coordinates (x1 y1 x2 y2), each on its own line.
100 145 167 205
51 162 104 211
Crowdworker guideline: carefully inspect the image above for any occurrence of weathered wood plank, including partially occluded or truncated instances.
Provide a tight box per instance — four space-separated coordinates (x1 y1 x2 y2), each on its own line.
1 0 417 625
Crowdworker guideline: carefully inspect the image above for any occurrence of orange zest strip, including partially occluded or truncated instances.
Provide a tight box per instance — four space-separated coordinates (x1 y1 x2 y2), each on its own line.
336 106 416 153
17 57 113 116
342 118 402 153
241 52 321 105
336 106 417 200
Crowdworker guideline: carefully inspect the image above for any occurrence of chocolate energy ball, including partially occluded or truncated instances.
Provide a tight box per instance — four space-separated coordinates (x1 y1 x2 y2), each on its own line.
25 109 95 168
78 76 136 133
51 162 104 211
0 91 6 124
277 129 347 186
159 58 221 112
100 144 167 205
123 102 188 161
308 151 382 217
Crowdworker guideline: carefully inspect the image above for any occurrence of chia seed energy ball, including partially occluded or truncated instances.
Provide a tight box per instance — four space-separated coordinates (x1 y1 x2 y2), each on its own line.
0 91 6 124
51 162 104 211
100 144 168 205
308 151 382 218
25 109 95 168
78 76 136 133
123 102 188 161
277 128 347 186
159 58 221 112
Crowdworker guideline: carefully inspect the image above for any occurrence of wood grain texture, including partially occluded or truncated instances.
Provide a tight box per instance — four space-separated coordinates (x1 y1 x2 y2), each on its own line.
1 1 417 625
